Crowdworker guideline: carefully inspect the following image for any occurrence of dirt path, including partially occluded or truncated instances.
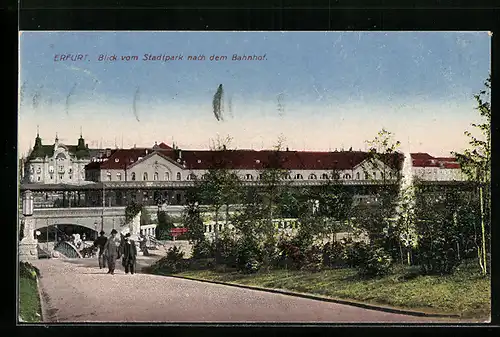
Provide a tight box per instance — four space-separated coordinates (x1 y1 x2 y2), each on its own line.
32 258 459 323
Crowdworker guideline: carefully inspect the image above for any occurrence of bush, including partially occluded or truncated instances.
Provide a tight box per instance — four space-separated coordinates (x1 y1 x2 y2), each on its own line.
340 240 392 277
358 247 393 277
322 241 345 268
150 246 188 274
342 240 369 268
417 236 461 275
235 238 262 273
302 245 323 272
19 262 40 280
277 239 304 270
214 235 238 267
192 239 215 259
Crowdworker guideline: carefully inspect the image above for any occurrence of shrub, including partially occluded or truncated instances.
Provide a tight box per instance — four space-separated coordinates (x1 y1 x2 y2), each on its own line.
322 241 345 268
214 235 238 267
150 246 188 274
19 262 40 280
417 236 461 275
242 258 262 274
302 245 323 272
235 238 262 273
358 247 393 277
342 240 369 268
192 239 214 259
276 239 304 270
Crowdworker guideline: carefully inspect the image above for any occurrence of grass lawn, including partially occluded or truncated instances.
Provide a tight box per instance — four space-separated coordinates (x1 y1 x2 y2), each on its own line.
19 275 42 322
174 260 490 319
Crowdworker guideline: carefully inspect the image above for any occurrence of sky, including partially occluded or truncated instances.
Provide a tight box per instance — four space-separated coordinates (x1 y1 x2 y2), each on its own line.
18 31 491 156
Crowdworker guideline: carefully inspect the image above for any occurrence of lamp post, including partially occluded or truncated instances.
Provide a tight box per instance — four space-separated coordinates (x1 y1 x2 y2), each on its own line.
101 181 105 232
94 221 98 240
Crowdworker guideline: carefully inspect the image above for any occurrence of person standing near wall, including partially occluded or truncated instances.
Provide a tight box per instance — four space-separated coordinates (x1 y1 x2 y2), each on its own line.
121 233 138 275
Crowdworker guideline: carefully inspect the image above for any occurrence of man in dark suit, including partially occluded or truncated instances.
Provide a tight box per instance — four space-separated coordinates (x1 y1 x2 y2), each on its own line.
93 231 108 269
103 229 120 275
121 233 138 274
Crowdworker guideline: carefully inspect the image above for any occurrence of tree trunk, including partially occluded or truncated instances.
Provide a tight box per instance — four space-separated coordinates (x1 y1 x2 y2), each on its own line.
479 184 487 275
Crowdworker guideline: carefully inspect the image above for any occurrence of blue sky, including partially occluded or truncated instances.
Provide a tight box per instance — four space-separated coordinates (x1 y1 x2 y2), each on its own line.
18 31 491 156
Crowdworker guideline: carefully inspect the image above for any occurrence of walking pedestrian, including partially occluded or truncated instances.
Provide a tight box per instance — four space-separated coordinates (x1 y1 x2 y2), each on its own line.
121 233 138 275
103 229 120 275
93 231 108 269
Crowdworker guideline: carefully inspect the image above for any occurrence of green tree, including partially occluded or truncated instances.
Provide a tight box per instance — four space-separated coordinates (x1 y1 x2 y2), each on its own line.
182 186 206 244
156 210 175 240
355 129 402 261
453 75 491 275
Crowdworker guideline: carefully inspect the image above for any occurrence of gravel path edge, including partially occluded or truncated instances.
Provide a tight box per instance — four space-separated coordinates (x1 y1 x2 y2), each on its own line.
164 274 462 319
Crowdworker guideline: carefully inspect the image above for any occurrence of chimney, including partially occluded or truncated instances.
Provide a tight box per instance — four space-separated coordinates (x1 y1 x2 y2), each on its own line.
178 149 182 159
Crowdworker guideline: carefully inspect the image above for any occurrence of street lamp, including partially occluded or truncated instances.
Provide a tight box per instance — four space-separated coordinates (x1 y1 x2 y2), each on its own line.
94 220 98 239
22 190 34 217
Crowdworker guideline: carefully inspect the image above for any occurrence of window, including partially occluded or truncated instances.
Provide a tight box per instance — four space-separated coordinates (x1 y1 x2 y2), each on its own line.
59 174 63 180
364 172 369 180
259 174 264 180
69 175 72 180
246 174 253 180
373 172 377 179
356 172 360 180
389 172 393 179
188 173 196 180
343 174 351 179
308 174 317 179
143 172 148 181
285 174 291 180
117 173 122 181
68 167 73 174
59 166 64 172
164 172 170 181
49 166 54 173
154 172 159 181
107 172 112 181
131 172 136 181
176 172 181 181
321 173 329 179
37 176 40 181
36 167 41 174
295 174 303 180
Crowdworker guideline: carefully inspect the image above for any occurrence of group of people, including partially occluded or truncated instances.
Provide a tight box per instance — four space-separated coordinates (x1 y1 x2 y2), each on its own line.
93 229 138 275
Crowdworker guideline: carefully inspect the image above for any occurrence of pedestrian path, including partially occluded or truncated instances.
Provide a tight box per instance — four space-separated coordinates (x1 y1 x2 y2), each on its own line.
31 258 455 323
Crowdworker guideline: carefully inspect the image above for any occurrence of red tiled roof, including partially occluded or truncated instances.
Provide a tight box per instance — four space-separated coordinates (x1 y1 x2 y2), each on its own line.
85 148 406 171
443 162 461 169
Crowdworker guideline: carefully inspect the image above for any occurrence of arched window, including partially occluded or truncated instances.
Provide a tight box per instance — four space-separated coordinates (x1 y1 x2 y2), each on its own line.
308 173 317 179
295 173 303 180
143 172 148 181
246 174 253 180
343 174 351 179
106 172 112 181
285 174 291 180
356 172 360 180
154 172 159 181
176 172 181 181
164 172 170 181
131 172 136 181
321 173 329 179
188 173 196 180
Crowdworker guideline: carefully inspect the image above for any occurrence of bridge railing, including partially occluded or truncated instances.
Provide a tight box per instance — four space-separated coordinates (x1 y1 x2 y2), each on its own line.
54 241 83 258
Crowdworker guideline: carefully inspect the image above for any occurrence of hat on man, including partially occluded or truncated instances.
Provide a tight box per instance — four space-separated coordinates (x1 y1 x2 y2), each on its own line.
110 229 118 235
124 233 131 238
99 231 105 235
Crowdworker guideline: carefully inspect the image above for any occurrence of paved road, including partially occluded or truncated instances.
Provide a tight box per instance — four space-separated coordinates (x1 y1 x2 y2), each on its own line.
32 258 457 323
